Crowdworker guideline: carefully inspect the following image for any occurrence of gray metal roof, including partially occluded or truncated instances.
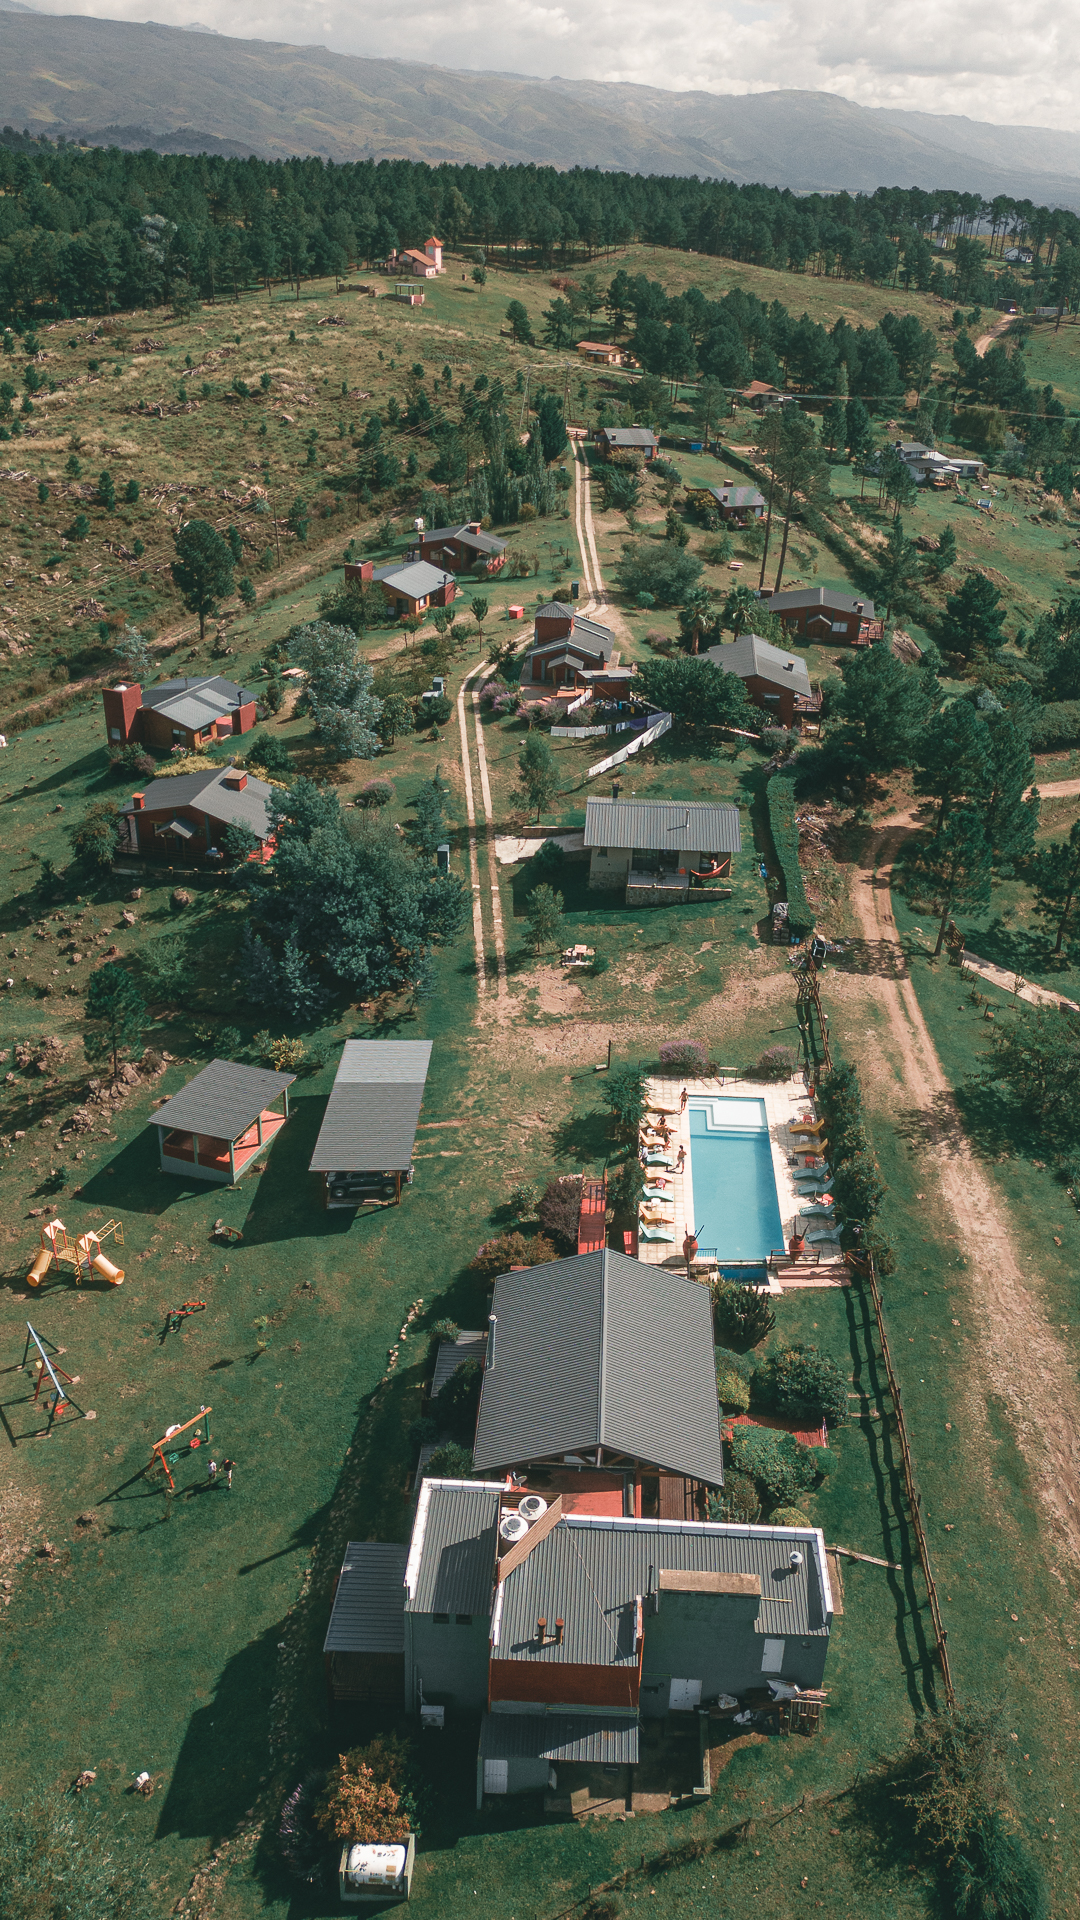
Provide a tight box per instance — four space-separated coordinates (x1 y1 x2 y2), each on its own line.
308 1040 433 1174
404 1481 501 1616
600 427 658 447
535 601 574 618
425 523 507 555
707 485 765 510
152 1058 295 1141
374 560 454 598
142 675 252 716
473 1251 724 1486
120 766 274 838
323 1541 408 1654
432 1332 488 1398
495 1516 831 1671
583 799 741 856
770 586 877 620
479 1712 639 1764
707 635 812 699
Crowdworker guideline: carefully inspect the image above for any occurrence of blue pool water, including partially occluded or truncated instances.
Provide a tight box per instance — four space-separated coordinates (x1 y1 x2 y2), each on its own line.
688 1101 784 1262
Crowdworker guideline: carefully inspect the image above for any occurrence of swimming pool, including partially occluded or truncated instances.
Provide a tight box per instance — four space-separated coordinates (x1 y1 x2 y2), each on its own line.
687 1098 784 1264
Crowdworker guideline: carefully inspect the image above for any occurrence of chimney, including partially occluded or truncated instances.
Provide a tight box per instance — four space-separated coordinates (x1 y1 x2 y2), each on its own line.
554 1618 565 1645
486 1312 497 1369
855 601 864 615
132 792 145 811
537 1616 547 1645
223 770 248 791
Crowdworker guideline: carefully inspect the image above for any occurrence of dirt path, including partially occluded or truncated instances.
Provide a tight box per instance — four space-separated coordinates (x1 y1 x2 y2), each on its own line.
974 315 1015 357
1029 777 1080 800
851 819 1080 1565
455 656 493 996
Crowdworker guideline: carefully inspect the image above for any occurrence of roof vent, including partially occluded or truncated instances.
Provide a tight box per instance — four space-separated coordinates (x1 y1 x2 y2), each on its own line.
789 1549 804 1570
486 1312 497 1369
518 1494 548 1522
499 1512 529 1545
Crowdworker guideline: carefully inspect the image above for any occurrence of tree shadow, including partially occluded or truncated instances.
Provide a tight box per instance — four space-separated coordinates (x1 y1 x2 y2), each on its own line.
839 935 914 980
966 916 1071 982
548 1109 611 1166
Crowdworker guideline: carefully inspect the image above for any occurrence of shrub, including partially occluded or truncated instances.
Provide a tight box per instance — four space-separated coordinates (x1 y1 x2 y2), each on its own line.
537 1174 582 1250
609 1157 644 1219
245 732 292 776
469 1230 559 1278
423 1441 475 1479
599 1061 648 1144
507 1181 538 1219
751 1343 850 1427
727 1424 821 1504
1029 701 1080 753
659 1038 708 1074
766 767 814 932
830 1149 885 1225
770 1506 813 1528
756 1044 800 1082
428 1317 460 1345
358 777 395 808
715 1358 751 1412
948 1813 1048 1920
314 1745 414 1845
408 1415 438 1449
707 1470 760 1523
279 1773 326 1885
108 742 155 778
711 1279 776 1348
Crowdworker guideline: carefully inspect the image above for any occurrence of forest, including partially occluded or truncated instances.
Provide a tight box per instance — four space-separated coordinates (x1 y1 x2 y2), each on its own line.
0 131 1079 324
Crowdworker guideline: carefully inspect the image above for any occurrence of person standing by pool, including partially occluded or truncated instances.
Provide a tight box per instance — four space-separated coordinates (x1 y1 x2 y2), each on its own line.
676 1143 686 1171
680 1088 688 1111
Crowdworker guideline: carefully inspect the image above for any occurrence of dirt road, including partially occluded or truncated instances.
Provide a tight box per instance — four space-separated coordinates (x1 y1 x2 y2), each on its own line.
973 315 1015 358
851 819 1080 1565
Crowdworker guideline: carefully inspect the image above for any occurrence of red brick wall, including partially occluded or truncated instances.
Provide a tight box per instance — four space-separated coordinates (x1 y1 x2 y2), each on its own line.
102 683 143 746
744 675 796 728
488 1659 640 1709
231 700 257 735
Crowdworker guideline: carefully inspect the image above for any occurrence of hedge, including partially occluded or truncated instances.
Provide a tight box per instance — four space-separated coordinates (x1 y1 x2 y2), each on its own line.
1030 702 1080 752
766 767 814 933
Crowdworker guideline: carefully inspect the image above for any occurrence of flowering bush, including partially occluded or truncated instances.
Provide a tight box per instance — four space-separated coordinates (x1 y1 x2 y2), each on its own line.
469 1230 559 1278
659 1038 709 1074
314 1750 413 1845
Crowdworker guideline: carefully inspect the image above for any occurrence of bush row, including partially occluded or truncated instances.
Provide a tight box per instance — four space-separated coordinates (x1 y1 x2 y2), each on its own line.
714 1339 849 1427
766 767 814 932
1029 700 1080 752
815 1061 894 1270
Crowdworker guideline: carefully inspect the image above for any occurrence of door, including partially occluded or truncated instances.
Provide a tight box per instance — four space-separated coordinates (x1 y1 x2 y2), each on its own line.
668 1677 702 1712
761 1638 785 1674
483 1759 508 1794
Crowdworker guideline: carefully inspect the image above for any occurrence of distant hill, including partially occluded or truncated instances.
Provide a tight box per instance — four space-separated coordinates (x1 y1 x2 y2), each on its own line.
1 13 1079 209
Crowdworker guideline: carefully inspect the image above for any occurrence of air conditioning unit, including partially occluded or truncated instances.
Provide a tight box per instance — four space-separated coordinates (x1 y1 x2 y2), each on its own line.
517 1494 548 1522
499 1511 529 1544
420 1703 445 1731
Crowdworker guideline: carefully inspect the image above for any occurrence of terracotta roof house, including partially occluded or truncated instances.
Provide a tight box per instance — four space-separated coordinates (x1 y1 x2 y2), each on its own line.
767 587 883 645
418 522 507 574
151 1057 294 1184
386 237 445 278
330 1479 834 1802
577 341 624 365
593 425 659 462
584 797 741 903
118 764 277 862
705 634 818 729
102 676 257 755
373 560 457 618
738 381 795 412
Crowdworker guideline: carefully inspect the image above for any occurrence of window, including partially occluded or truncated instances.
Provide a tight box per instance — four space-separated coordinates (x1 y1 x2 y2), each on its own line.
483 1759 508 1794
110 727 121 741
455 1613 473 1626
432 1612 449 1625
831 621 847 633
761 1638 785 1674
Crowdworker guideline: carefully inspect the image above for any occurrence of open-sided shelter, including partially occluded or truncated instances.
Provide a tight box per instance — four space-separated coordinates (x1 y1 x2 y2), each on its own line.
309 1040 433 1207
151 1058 294 1184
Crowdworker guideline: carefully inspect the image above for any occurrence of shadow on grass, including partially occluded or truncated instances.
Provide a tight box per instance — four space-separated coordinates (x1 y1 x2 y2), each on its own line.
240 1097 362 1247
76 1125 190 1216
549 1109 612 1166
965 916 1072 982
892 1082 1022 1163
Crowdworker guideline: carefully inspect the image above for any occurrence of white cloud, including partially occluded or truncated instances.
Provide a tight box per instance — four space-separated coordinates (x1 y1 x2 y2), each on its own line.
27 0 1080 130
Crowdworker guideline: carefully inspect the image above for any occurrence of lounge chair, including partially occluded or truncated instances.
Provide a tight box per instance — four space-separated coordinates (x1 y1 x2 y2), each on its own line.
638 1224 676 1242
644 1154 673 1169
643 1187 671 1201
805 1228 840 1246
791 1117 826 1134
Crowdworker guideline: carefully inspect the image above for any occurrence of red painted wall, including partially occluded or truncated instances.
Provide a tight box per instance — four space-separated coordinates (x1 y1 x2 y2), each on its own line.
488 1659 640 1710
102 683 142 746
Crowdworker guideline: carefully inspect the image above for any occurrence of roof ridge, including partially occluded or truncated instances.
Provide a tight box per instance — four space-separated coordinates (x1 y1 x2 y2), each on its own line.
597 1248 609 1451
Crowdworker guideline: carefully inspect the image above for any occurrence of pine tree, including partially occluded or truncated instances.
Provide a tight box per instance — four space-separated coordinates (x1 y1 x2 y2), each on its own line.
171 519 234 639
525 883 564 953
914 699 993 829
516 732 559 822
85 963 146 1079
939 574 1007 660
1029 820 1080 954
907 809 993 955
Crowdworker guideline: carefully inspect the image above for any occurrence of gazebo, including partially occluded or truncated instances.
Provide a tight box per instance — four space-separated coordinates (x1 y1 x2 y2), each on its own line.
152 1059 295 1185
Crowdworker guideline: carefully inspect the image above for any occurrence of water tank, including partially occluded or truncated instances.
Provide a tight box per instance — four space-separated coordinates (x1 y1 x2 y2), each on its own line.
499 1511 529 1544
517 1494 548 1522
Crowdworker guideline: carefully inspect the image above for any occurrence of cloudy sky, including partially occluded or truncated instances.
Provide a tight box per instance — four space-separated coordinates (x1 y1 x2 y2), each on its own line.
25 0 1080 130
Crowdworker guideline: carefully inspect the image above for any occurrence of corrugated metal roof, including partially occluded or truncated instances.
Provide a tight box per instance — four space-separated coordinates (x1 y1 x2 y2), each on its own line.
583 799 741 855
120 766 274 838
480 1712 639 1764
432 1332 488 1398
152 1058 295 1141
708 486 765 509
473 1252 724 1486
308 1040 432 1173
535 601 574 618
707 636 812 698
425 523 507 555
496 1516 831 1670
405 1482 501 1616
152 692 234 730
600 428 659 447
770 586 877 619
323 1541 408 1653
375 561 454 598
142 675 251 713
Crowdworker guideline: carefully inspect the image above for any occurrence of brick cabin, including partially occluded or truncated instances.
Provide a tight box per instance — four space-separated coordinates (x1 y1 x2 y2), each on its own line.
522 604 615 686
593 426 659 463
102 676 257 755
118 764 276 862
705 634 819 730
371 560 457 619
767 587 884 646
417 522 507 575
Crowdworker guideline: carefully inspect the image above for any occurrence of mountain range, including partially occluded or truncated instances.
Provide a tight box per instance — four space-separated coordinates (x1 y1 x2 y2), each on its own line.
1 12 1078 208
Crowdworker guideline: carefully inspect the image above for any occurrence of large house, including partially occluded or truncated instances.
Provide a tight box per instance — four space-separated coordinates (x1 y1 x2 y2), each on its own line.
521 605 616 687
894 441 987 484
102 676 257 755
706 634 818 730
417 522 507 575
384 237 445 278
118 764 276 862
473 1250 725 1512
593 426 659 463
324 1484 834 1805
373 560 457 619
767 587 883 646
688 483 766 524
584 797 741 904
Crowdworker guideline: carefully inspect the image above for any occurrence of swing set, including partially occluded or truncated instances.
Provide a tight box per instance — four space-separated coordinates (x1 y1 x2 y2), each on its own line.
148 1406 212 1490
18 1322 87 1431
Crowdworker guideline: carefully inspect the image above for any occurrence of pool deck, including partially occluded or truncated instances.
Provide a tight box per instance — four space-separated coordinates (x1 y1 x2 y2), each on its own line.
638 1074 842 1274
